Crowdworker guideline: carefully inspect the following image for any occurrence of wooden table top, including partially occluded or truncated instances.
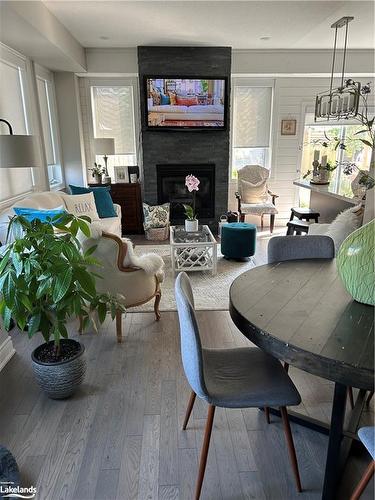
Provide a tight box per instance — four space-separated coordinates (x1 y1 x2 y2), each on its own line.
229 260 374 391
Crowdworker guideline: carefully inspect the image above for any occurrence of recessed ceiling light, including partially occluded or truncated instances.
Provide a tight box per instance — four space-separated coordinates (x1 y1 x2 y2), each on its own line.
100 36 109 40
260 36 271 41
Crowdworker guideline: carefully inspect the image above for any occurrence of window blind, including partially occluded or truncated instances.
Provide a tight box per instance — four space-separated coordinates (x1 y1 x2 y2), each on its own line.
91 86 136 154
233 87 272 148
37 78 55 166
0 58 34 202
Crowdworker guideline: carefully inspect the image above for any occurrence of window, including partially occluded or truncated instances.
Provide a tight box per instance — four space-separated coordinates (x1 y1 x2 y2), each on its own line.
91 85 137 177
231 86 273 179
301 118 372 198
36 74 63 188
0 50 34 202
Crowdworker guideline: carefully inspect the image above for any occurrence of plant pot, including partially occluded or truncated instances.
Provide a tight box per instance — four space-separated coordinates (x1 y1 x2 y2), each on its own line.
94 174 102 184
31 339 86 399
185 219 198 232
336 219 375 306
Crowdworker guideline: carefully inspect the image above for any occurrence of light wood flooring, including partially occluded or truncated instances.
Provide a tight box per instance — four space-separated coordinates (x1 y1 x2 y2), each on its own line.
0 311 373 500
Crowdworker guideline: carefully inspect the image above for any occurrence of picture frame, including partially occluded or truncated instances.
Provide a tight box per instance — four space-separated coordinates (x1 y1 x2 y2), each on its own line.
128 166 140 183
114 166 128 183
281 119 297 136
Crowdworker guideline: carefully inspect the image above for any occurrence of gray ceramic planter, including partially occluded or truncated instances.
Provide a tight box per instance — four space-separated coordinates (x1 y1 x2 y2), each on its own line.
31 339 86 399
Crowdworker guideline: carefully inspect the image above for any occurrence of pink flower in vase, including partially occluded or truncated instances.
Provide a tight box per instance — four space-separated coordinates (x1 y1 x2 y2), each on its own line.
185 174 200 192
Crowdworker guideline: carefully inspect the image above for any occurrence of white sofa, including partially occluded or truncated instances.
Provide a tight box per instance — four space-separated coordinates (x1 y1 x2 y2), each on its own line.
0 191 122 243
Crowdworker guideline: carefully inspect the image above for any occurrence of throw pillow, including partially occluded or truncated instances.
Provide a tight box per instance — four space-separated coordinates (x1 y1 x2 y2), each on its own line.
240 178 268 204
69 185 117 218
160 93 170 105
63 193 99 221
13 206 66 223
325 205 363 253
176 95 198 106
169 92 177 105
143 203 170 230
151 90 161 106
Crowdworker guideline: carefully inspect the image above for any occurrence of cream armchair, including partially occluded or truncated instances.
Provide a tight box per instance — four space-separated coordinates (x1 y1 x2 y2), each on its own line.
235 165 278 233
81 232 163 343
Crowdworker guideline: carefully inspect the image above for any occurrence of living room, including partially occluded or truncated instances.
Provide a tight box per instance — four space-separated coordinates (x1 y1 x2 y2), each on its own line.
0 1 374 499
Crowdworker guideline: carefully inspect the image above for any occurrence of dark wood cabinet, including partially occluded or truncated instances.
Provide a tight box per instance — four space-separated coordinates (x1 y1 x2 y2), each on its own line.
88 182 143 235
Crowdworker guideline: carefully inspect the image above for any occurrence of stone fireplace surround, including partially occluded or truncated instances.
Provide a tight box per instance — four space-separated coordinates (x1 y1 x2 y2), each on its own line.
138 46 231 231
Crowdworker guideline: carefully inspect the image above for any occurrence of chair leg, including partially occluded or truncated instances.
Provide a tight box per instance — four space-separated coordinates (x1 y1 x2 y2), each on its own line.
116 310 123 343
350 461 375 500
195 405 216 500
284 362 290 373
366 391 374 407
182 391 196 430
270 214 275 233
348 387 355 410
264 406 271 424
280 406 302 492
154 291 161 321
78 315 83 334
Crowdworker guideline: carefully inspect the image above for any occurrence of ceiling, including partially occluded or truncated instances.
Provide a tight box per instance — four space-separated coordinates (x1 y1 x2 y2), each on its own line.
43 0 375 49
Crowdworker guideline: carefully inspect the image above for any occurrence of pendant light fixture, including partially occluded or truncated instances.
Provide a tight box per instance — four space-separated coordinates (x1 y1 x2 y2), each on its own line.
315 16 361 122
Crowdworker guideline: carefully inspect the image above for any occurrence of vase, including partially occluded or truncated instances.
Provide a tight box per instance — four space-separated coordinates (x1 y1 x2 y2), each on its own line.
94 174 102 184
185 219 198 232
336 219 375 306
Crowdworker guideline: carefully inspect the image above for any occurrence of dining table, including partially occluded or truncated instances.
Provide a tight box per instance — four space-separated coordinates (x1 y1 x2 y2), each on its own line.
229 259 374 500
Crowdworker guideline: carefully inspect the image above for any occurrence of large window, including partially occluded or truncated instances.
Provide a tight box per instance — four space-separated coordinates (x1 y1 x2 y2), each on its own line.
91 85 137 175
0 49 34 202
231 85 273 178
36 73 63 188
301 118 372 197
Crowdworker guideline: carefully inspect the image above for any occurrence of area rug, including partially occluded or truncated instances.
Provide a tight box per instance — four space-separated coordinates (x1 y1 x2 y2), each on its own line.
131 244 256 312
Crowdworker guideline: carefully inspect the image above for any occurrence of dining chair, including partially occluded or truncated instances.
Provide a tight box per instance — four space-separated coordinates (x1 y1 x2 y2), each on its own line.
350 427 375 500
175 272 303 499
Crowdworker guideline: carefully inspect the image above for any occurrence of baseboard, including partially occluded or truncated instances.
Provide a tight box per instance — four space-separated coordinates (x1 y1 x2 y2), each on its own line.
0 335 16 372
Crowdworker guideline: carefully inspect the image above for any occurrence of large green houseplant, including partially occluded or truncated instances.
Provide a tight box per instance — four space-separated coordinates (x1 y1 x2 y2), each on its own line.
0 213 125 398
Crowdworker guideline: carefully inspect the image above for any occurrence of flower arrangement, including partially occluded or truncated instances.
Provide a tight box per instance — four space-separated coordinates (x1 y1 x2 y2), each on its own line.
183 174 200 221
89 163 105 182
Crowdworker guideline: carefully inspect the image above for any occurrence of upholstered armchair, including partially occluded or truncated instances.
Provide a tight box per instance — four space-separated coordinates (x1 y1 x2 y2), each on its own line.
235 165 279 233
81 232 163 343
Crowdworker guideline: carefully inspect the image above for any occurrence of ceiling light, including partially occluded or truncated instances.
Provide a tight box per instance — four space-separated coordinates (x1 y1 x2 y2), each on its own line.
260 36 271 41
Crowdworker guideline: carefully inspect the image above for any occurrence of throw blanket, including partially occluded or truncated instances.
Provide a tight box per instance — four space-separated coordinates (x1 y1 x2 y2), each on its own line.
122 238 164 275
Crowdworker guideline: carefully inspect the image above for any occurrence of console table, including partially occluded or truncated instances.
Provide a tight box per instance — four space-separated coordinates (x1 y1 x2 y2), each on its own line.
88 182 143 235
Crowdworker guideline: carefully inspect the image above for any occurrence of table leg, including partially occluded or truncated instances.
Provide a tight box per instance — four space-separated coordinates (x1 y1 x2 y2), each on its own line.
322 382 347 500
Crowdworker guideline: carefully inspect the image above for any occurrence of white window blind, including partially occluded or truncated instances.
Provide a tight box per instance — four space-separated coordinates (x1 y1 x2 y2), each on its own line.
37 78 55 166
0 57 34 202
233 87 272 148
91 86 136 155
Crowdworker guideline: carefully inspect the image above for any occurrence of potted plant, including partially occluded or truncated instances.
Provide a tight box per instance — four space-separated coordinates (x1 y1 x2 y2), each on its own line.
0 213 125 399
183 174 200 232
303 160 337 184
89 162 105 184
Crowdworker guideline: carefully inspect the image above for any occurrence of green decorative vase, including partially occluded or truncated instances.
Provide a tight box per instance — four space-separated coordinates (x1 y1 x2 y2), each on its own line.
337 219 375 306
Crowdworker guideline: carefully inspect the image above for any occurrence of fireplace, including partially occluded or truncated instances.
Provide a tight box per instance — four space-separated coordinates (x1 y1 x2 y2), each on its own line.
157 164 215 222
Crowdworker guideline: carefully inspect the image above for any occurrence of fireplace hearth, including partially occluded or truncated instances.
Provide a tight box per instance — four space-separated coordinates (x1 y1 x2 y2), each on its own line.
157 164 215 222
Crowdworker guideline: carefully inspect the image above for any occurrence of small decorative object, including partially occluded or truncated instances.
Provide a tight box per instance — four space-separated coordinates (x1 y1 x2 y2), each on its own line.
183 174 200 232
0 213 126 398
114 166 128 183
337 219 375 305
94 138 115 184
281 119 297 136
218 214 228 237
303 150 337 185
128 166 140 183
89 162 105 184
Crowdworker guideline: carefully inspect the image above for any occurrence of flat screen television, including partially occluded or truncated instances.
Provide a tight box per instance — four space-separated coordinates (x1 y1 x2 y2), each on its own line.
145 77 228 130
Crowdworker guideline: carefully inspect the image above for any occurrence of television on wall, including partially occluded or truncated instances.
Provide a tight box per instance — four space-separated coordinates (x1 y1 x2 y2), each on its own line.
145 77 228 130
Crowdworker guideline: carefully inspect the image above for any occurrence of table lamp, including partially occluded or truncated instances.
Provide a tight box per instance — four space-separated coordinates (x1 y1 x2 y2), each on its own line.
0 119 40 169
94 138 115 184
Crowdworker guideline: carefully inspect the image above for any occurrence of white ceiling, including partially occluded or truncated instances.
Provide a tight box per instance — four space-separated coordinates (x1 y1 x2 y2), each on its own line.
43 1 375 49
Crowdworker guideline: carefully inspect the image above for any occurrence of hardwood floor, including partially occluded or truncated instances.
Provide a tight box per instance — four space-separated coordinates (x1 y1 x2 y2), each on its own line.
0 311 373 500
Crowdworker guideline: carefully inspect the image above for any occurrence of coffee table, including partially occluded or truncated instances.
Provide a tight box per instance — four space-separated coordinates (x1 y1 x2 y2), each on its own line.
170 225 217 276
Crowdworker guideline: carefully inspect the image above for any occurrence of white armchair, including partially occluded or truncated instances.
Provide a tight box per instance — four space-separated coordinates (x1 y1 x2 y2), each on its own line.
235 165 279 233
81 232 163 343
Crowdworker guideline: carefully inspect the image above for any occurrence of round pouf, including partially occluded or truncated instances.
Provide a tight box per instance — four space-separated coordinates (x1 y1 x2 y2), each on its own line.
221 222 256 260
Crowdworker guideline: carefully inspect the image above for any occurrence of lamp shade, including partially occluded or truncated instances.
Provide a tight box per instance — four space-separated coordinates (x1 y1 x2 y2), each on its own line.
94 138 115 155
0 135 40 168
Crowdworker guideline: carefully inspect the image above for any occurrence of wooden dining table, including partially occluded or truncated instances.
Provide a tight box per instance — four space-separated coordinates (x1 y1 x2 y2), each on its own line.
229 259 374 500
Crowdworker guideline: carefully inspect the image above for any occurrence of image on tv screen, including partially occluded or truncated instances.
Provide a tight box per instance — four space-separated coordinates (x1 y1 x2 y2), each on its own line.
146 78 226 128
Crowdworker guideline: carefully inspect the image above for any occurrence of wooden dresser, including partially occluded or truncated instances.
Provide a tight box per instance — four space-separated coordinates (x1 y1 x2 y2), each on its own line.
88 182 143 235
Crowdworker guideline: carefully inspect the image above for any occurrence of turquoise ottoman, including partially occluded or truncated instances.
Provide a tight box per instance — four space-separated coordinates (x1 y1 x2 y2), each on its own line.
221 222 256 260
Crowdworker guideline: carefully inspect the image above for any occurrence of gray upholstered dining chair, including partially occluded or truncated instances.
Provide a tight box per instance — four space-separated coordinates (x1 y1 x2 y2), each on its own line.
350 427 375 500
175 272 303 500
267 235 335 264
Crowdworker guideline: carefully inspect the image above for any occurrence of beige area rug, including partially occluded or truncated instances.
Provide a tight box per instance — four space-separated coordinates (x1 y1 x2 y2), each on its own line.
131 239 269 311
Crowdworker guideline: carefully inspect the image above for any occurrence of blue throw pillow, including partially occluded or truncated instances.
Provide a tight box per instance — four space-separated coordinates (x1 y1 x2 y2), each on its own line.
13 206 66 223
160 93 170 105
69 185 117 218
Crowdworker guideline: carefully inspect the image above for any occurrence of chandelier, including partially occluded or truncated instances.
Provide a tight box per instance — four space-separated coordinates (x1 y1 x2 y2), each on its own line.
315 16 361 122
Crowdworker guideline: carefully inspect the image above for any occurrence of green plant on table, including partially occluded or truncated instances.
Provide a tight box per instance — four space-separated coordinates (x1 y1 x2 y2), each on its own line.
0 213 126 358
303 161 337 180
89 162 105 177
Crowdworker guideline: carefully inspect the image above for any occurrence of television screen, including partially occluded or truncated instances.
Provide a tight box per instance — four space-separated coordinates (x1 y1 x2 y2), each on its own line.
145 77 227 129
